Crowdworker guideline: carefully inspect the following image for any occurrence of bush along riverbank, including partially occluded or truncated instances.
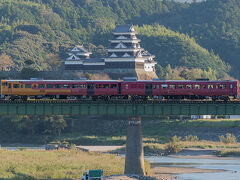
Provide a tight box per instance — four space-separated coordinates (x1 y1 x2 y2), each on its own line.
142 134 240 157
110 134 240 157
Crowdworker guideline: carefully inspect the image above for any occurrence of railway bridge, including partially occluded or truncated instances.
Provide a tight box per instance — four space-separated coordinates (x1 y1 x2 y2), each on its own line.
1 100 240 115
1 100 240 175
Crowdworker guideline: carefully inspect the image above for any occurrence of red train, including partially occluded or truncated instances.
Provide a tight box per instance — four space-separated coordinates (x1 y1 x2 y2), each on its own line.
0 78 239 101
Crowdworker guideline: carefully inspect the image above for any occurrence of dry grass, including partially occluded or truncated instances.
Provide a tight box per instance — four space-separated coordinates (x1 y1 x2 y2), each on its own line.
143 141 240 156
180 141 240 149
0 149 124 179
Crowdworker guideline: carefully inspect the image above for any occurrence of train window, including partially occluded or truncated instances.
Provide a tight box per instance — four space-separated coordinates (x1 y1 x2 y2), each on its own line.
8 83 11 88
13 84 19 88
99 84 102 88
125 84 128 89
178 85 184 89
47 84 54 88
161 84 168 89
21 85 23 88
169 85 176 89
39 84 45 88
25 84 32 88
55 84 62 88
156 85 160 89
64 84 70 88
79 84 83 88
72 84 78 88
33 85 37 88
230 84 233 89
83 84 86 88
219 84 226 89
202 85 207 89
186 85 192 89
195 85 200 89
111 84 117 88
2 82 7 86
103 84 109 88
208 85 214 89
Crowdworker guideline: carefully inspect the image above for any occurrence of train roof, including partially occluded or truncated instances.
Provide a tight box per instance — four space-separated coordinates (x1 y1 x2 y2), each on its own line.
1 79 237 83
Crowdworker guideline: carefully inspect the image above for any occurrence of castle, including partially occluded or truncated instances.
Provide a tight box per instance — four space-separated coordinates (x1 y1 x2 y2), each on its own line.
64 25 157 79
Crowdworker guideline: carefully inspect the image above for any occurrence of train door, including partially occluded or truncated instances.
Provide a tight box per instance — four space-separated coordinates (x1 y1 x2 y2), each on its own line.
145 83 152 96
118 82 122 95
7 82 12 95
87 83 94 96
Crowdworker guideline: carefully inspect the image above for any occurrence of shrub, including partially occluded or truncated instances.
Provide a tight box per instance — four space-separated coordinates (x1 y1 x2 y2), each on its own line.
165 135 183 153
219 133 237 144
184 135 199 142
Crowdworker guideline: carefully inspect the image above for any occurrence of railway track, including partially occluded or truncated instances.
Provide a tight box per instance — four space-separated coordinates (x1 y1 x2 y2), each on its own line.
1 99 240 104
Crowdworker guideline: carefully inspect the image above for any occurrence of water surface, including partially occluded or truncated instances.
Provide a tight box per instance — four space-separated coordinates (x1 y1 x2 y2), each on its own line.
146 156 240 180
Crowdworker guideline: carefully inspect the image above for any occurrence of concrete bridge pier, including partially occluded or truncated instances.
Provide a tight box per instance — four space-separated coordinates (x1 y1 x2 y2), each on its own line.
124 115 145 175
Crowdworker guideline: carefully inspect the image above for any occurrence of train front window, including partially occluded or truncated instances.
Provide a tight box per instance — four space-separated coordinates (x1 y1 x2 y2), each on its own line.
13 84 19 88
47 84 53 88
1 82 7 86
230 84 233 89
25 84 31 88
39 84 45 88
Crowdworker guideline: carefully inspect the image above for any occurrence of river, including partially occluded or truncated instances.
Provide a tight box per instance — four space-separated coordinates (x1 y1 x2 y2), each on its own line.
146 156 240 180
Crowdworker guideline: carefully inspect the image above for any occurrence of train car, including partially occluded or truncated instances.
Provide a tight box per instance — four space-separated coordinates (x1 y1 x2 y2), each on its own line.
0 79 119 100
120 79 238 100
150 80 239 100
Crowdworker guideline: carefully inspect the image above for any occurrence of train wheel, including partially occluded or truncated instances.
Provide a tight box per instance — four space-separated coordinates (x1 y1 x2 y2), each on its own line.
21 96 28 101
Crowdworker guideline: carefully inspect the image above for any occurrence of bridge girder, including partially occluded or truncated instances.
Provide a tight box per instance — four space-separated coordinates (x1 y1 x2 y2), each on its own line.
0 101 239 115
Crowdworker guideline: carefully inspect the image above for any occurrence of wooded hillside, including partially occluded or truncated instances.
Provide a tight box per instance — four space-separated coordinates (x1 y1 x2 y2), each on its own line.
0 0 239 79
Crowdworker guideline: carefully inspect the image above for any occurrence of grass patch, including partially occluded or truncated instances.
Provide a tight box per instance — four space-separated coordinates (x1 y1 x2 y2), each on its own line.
0 149 125 179
217 148 240 157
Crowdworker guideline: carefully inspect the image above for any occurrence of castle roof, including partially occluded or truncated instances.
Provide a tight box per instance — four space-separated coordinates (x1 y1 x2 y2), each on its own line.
114 25 135 33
